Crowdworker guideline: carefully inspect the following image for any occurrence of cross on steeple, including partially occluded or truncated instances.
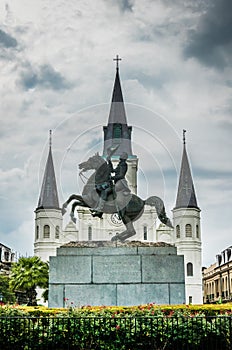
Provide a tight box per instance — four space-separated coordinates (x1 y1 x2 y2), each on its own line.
113 54 122 70
183 129 186 145
49 130 52 149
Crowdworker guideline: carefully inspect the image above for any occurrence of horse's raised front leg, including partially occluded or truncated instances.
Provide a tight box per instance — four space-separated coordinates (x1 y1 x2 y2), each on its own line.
62 194 85 215
70 199 91 223
111 220 136 242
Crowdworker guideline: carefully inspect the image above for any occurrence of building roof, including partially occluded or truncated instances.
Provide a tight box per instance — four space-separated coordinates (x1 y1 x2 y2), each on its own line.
108 68 127 125
103 62 133 157
175 132 199 210
37 133 60 210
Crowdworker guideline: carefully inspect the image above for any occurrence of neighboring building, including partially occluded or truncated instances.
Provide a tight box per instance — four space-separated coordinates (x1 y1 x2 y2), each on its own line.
34 60 202 304
0 243 15 275
203 247 232 303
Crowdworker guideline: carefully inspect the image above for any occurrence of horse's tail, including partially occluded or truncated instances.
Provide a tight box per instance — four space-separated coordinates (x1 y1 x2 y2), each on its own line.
145 196 173 228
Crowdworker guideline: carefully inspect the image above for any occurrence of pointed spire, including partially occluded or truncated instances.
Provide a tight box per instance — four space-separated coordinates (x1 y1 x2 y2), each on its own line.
175 130 199 209
37 131 60 210
108 55 127 125
103 55 133 156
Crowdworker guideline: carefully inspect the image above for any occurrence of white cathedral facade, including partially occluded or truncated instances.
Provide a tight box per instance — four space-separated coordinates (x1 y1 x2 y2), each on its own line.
34 63 202 304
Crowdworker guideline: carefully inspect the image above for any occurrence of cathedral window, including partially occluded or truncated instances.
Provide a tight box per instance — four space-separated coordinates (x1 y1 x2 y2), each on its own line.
113 124 122 138
88 226 92 241
187 262 193 276
55 226 60 239
36 226 39 240
196 225 199 238
143 226 147 240
43 225 50 238
185 224 192 237
176 225 180 238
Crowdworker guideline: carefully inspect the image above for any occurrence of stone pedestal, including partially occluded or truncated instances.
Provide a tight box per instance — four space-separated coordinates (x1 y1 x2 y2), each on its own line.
48 241 185 307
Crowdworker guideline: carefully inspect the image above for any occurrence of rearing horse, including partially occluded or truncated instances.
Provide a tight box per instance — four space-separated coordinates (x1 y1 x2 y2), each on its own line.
62 153 173 241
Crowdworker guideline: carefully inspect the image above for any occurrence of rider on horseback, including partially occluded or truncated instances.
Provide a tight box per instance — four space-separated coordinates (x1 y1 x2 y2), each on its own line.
92 148 130 216
110 152 130 195
64 150 173 241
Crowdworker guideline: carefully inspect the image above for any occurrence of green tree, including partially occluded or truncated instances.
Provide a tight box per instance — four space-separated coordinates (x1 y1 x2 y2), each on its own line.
10 256 49 306
0 274 15 304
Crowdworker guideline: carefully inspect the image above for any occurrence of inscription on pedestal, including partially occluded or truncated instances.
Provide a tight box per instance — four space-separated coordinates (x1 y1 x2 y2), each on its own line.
93 255 141 283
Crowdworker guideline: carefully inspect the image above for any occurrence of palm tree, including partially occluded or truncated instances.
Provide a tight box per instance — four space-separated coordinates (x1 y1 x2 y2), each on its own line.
10 256 49 306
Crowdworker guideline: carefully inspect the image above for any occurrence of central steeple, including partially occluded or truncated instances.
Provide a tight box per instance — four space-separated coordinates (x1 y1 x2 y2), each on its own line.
103 55 133 157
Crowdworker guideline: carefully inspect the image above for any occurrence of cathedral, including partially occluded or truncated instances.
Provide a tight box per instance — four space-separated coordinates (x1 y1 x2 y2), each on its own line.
34 61 202 304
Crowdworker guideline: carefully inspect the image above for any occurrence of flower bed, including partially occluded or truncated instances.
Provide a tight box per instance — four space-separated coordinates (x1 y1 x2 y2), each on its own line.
1 303 232 317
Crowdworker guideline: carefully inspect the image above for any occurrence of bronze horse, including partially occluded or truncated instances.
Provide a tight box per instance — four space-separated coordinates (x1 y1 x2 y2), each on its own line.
62 153 173 241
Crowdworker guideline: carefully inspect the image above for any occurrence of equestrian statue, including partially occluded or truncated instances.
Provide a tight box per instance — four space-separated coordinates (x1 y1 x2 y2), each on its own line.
62 146 173 241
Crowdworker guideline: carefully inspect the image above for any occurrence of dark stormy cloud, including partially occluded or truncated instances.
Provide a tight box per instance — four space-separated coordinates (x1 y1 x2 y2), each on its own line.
19 63 71 91
0 28 17 48
184 0 232 68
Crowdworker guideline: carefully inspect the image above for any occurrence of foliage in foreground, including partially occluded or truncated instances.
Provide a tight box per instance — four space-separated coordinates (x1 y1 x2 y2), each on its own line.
1 302 232 317
0 304 232 349
9 256 48 306
0 275 15 304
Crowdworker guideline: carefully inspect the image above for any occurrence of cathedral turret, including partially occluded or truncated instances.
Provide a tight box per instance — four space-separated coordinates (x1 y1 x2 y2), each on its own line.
37 132 60 210
173 130 202 304
103 55 133 157
174 130 199 210
103 55 138 194
34 131 63 261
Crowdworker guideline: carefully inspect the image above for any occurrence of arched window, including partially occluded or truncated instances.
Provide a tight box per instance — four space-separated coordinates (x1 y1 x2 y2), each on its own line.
176 225 180 238
43 225 50 238
143 226 147 240
185 224 192 237
36 226 39 240
187 262 193 276
55 226 60 239
196 225 200 238
113 124 122 138
88 226 92 241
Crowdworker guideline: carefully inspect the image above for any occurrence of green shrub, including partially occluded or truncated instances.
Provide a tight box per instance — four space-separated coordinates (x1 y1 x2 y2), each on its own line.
0 304 231 349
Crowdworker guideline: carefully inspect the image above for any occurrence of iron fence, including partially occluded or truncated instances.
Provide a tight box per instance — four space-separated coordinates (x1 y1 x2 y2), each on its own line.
0 316 231 349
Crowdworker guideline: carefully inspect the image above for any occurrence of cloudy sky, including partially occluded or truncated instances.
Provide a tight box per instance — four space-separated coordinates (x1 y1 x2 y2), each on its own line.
0 0 231 266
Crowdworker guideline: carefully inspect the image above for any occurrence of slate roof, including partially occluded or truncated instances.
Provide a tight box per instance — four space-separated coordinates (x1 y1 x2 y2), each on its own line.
37 145 60 210
175 143 199 209
108 68 127 125
103 66 133 156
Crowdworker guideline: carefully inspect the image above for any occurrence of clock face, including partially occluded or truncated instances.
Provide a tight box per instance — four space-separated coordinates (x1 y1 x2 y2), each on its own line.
111 213 122 225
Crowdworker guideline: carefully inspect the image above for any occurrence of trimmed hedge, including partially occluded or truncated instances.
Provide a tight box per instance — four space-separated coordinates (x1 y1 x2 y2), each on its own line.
1 303 232 317
0 304 232 349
